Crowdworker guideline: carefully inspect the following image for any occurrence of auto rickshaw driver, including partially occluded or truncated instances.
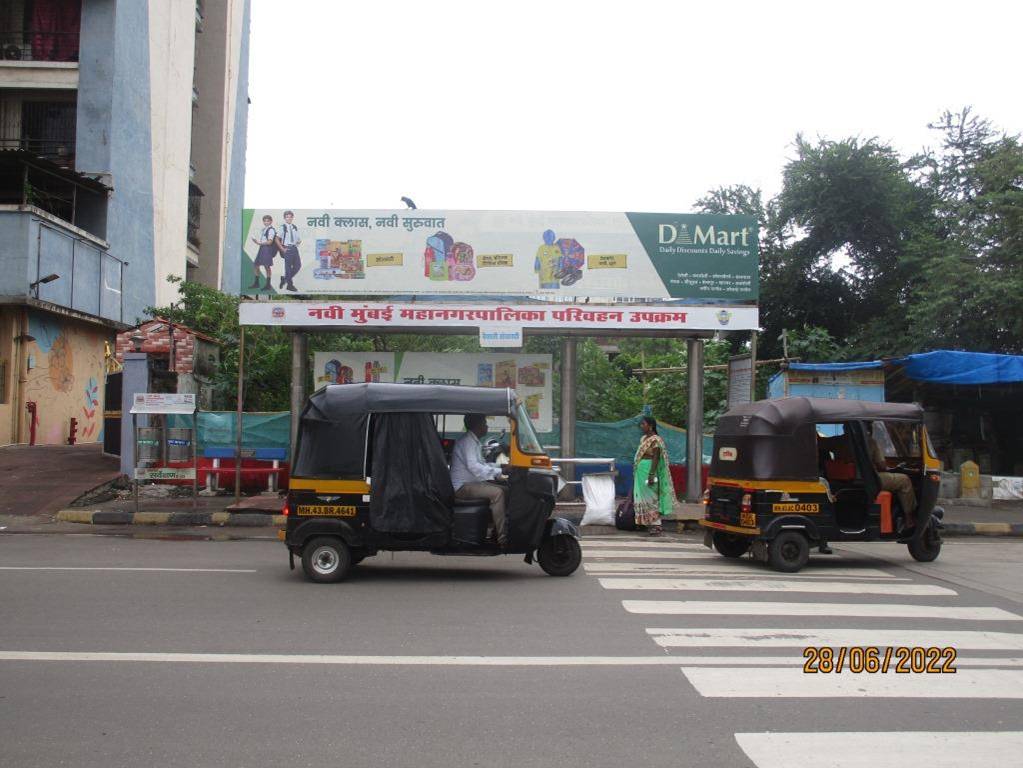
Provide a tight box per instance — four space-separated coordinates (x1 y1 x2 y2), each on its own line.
451 414 508 546
867 421 917 530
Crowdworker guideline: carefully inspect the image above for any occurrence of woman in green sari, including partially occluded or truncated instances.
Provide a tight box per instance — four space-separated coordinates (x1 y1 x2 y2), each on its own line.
633 416 675 535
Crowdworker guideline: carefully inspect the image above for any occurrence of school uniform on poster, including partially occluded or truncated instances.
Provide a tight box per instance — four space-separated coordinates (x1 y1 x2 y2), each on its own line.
279 221 302 291
254 225 278 267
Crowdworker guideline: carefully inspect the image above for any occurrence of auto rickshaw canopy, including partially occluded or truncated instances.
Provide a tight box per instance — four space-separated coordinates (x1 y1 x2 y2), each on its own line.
304 382 517 418
712 397 924 481
293 383 520 486
717 398 923 436
294 384 523 534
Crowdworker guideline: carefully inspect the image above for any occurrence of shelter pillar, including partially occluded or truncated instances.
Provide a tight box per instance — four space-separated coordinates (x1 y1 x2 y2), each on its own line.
560 337 577 489
290 331 308 461
685 337 704 502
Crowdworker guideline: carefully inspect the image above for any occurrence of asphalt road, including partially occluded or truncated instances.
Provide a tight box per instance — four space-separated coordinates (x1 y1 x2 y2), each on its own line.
1 532 1022 767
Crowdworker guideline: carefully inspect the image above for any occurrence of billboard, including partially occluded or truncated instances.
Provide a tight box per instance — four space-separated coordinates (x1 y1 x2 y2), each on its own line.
241 209 758 301
312 351 553 432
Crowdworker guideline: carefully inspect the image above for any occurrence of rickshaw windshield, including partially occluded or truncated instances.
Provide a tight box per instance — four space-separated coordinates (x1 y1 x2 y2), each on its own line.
515 402 544 455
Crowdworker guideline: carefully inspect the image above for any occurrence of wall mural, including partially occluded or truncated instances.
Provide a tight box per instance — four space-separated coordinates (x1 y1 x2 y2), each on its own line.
24 311 108 445
81 376 100 440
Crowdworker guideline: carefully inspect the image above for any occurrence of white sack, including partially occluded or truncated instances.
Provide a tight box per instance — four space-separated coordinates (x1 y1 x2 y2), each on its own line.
580 472 616 526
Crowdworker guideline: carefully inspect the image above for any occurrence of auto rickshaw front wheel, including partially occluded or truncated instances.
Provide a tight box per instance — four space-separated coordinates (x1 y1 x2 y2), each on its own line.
301 536 353 583
767 530 810 573
907 523 942 563
537 535 582 576
712 532 751 558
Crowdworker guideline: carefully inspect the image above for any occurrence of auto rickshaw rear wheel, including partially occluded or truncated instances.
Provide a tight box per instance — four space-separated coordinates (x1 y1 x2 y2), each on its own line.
712 532 751 558
537 535 582 576
907 523 942 563
767 530 810 573
301 536 353 583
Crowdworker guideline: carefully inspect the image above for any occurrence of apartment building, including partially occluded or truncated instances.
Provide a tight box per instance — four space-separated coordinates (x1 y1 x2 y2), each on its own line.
0 0 250 446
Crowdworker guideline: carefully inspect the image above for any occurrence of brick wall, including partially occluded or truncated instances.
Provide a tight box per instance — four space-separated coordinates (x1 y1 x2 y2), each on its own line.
114 321 202 375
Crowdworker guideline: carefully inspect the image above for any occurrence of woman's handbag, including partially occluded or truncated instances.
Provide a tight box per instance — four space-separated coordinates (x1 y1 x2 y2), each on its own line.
615 493 637 531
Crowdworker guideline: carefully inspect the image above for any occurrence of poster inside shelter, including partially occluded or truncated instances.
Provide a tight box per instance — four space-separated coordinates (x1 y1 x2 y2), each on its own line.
242 209 758 302
312 351 553 432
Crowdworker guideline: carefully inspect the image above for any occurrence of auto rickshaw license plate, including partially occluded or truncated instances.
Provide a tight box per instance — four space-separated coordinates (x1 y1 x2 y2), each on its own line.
740 511 756 528
772 503 820 513
296 504 357 517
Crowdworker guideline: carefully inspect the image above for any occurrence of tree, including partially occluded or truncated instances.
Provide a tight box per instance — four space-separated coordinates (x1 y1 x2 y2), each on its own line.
775 135 939 357
906 109 1023 352
147 277 292 411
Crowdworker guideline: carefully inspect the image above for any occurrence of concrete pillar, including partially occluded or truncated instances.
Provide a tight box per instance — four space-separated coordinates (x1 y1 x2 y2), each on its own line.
289 331 308 460
685 337 704 502
119 352 149 476
559 337 577 491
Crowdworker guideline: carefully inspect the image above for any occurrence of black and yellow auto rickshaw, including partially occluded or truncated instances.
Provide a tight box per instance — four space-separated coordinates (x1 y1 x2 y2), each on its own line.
282 383 581 582
700 398 944 572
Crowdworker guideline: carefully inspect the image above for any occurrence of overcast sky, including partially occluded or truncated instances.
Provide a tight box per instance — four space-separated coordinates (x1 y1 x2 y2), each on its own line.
244 0 1022 214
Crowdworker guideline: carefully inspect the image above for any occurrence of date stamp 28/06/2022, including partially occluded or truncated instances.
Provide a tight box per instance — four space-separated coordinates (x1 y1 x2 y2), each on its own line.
803 646 957 674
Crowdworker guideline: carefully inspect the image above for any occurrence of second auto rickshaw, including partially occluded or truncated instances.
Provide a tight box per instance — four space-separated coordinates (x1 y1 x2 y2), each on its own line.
700 397 944 572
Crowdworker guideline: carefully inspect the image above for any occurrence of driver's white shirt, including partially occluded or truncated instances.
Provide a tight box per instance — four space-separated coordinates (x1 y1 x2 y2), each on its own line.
450 431 502 491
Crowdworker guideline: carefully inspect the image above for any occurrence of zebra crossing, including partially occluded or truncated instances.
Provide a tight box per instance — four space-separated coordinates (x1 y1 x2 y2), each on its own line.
580 534 1023 766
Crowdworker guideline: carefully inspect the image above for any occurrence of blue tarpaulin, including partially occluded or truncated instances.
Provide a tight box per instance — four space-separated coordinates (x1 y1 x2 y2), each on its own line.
785 352 1023 385
892 351 1023 385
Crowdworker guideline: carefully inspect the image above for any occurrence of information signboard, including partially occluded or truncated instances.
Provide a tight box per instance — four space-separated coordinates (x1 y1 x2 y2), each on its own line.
131 393 197 414
727 354 754 409
135 467 196 481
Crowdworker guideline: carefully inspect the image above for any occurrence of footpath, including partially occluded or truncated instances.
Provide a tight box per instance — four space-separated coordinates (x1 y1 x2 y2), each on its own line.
1 443 1021 538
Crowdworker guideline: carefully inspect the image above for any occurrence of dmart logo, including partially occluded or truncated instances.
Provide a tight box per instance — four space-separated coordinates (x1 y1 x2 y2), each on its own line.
658 223 751 247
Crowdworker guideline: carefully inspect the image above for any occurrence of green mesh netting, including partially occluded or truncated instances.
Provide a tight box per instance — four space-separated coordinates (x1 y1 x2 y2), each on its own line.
537 415 712 465
168 411 711 465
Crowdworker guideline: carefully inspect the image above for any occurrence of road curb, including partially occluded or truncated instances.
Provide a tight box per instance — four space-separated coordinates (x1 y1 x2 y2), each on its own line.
56 510 286 527
941 522 1023 537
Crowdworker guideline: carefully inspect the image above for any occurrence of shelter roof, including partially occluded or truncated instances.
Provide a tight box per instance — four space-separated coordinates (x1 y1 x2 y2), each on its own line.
136 318 220 345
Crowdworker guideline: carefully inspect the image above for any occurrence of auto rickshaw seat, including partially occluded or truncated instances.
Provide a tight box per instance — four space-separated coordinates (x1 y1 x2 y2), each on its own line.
451 503 492 545
453 497 492 508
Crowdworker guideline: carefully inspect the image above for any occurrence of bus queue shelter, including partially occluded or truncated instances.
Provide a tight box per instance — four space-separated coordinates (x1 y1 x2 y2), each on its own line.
237 207 760 501
237 299 760 501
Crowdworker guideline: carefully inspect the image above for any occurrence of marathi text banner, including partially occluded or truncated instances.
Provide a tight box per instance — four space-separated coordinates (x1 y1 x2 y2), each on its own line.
239 301 758 331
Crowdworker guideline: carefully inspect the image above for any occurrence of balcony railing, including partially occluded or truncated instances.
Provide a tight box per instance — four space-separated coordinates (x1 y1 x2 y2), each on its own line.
0 30 80 63
0 137 75 169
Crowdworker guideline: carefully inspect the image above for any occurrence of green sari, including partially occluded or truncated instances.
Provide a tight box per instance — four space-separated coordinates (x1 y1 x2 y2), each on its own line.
633 434 675 526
